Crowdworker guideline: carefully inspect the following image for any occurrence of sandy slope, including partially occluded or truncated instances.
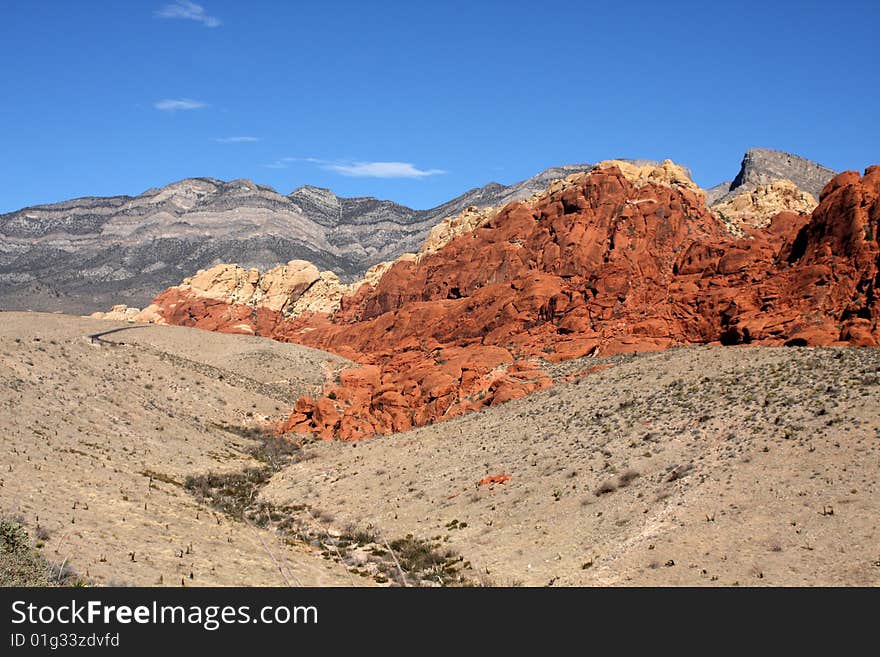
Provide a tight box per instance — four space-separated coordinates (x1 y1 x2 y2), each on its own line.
0 312 360 586
262 346 880 586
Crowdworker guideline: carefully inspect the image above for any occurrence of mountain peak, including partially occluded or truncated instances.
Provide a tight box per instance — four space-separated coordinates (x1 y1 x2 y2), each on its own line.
289 184 337 198
706 148 836 205
733 148 836 197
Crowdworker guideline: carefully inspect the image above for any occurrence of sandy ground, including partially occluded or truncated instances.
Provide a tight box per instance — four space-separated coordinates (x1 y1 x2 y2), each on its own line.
262 345 880 586
0 311 361 586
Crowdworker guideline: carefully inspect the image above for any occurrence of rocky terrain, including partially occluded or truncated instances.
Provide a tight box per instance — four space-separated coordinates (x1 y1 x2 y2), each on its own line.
128 159 878 442
707 148 837 205
0 147 880 585
711 179 818 233
263 345 880 586
7 148 874 587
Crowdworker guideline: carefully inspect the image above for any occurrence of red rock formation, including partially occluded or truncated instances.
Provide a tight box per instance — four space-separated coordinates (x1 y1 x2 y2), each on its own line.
704 167 880 346
140 165 880 441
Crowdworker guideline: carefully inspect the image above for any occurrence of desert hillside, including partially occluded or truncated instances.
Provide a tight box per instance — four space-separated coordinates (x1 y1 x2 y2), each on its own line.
5 313 877 586
69 156 879 587
7 157 877 587
5 0 878 600
262 345 880 586
0 312 368 586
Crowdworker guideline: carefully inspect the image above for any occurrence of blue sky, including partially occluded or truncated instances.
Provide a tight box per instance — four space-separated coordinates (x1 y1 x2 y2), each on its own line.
1 0 878 213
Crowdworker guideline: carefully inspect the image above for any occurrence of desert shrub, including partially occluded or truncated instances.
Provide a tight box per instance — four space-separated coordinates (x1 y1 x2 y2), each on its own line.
184 469 270 519
388 535 454 575
0 516 53 586
249 434 302 468
349 527 377 546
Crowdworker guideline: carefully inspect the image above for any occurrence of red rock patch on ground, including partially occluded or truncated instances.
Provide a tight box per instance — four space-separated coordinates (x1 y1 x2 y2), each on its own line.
479 474 511 486
143 165 880 440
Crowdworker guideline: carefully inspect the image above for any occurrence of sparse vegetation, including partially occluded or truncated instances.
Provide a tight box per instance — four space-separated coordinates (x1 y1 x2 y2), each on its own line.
186 425 477 586
0 515 85 586
617 469 640 487
385 535 463 585
0 515 53 586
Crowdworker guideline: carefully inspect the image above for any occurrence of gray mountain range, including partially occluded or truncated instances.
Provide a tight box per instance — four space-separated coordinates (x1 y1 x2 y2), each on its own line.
0 150 836 314
0 165 593 313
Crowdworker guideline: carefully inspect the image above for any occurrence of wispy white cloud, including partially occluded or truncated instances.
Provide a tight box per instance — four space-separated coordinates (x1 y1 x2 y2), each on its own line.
262 157 446 178
155 1 221 27
154 98 207 111
213 136 260 143
317 159 446 178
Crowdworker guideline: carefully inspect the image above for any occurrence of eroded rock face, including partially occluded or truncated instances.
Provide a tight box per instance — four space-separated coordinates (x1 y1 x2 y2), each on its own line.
179 260 324 312
416 161 697 258
301 167 722 360
417 173 596 258
134 165 880 441
420 205 496 257
6 149 834 315
283 347 551 441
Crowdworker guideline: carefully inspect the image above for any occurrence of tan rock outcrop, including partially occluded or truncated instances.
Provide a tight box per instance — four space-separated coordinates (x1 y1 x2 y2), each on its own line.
93 260 347 323
289 270 347 316
181 260 323 313
419 205 498 256
594 159 703 197
88 304 143 322
132 304 167 324
711 179 818 232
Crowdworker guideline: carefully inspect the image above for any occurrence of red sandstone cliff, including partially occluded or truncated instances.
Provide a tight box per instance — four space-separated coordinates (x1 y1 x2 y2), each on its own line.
138 165 880 440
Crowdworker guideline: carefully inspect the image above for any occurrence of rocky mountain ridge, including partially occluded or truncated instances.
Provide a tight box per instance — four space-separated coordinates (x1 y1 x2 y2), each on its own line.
1 150 835 314
0 167 593 314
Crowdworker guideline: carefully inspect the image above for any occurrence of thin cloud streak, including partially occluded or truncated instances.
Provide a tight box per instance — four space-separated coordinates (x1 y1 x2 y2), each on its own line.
213 136 260 143
262 158 446 178
154 98 206 111
325 161 446 178
155 1 221 27
294 158 445 178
